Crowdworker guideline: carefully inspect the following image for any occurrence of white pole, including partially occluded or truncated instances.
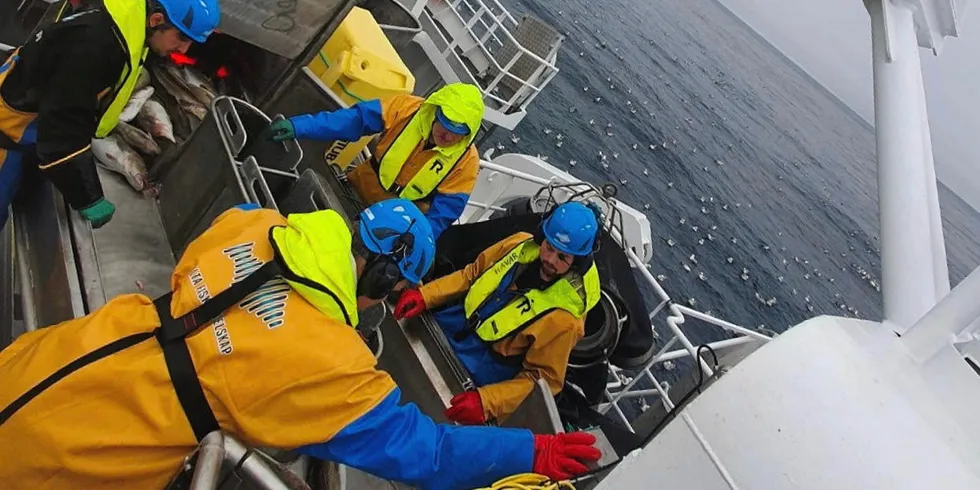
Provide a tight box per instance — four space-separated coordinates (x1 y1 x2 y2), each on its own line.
866 0 940 330
903 265 980 361
917 77 952 299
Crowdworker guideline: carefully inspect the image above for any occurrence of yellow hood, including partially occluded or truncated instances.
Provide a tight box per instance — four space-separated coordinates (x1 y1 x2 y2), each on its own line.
421 83 485 150
271 210 360 327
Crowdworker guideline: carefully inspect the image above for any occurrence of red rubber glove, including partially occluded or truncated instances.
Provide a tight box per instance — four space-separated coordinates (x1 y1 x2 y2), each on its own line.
532 432 602 481
444 391 486 425
393 289 426 320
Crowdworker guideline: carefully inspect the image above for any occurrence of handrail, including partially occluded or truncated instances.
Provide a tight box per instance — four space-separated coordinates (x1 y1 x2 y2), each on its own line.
425 0 560 116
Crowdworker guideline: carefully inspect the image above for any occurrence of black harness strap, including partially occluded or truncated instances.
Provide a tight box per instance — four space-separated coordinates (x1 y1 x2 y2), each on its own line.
0 261 283 436
0 331 154 426
153 261 281 442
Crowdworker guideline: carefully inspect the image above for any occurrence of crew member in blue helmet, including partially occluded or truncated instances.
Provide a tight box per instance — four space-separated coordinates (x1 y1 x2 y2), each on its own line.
0 0 220 229
394 202 603 425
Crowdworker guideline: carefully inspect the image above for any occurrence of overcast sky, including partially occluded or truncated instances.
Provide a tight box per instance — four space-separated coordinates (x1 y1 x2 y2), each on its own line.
719 0 980 210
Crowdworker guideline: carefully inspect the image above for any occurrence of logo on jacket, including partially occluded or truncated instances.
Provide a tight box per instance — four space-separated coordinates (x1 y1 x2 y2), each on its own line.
223 241 290 329
223 242 263 284
189 266 233 355
239 279 290 329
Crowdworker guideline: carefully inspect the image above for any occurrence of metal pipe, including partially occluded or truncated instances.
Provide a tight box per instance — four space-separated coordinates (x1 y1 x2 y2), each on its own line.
653 336 759 363
221 436 292 490
674 305 772 342
189 432 226 490
618 388 666 400
13 217 37 332
866 0 941 330
904 265 980 361
623 245 712 376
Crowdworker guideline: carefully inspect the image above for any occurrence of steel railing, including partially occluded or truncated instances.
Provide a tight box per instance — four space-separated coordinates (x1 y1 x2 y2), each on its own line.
464 160 774 433
424 0 561 115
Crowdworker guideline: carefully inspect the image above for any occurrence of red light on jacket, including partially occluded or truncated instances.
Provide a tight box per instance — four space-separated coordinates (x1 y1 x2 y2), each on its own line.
216 66 229 79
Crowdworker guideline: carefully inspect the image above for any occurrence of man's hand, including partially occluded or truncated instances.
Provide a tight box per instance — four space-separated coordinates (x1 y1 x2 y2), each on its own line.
532 432 602 480
79 198 115 229
444 391 486 425
262 119 296 142
393 289 426 320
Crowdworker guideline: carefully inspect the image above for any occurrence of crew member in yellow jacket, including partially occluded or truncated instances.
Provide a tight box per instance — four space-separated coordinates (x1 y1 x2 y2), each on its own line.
264 83 485 239
0 0 219 229
0 199 600 489
394 202 602 424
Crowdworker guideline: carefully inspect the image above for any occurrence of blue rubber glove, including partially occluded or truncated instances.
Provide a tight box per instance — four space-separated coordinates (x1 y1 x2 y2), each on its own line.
262 119 296 142
79 198 115 229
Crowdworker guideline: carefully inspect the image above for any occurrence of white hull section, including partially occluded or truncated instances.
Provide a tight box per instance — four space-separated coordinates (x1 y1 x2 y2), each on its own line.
598 316 980 489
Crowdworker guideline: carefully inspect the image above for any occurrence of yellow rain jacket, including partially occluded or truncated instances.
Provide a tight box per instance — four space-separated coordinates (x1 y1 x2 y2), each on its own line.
420 232 595 420
0 208 394 488
348 84 483 207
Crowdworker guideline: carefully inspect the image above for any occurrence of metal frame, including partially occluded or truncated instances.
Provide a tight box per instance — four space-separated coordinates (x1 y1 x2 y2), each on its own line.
420 0 561 125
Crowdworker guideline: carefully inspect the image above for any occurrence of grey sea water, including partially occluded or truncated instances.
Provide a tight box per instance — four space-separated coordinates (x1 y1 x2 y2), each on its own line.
485 0 980 342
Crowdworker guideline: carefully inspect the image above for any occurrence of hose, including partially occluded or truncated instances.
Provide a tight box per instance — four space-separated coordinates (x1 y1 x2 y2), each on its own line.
475 473 576 490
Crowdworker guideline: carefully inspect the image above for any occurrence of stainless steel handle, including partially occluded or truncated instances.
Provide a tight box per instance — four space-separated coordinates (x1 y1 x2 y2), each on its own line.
240 157 280 212
212 96 248 157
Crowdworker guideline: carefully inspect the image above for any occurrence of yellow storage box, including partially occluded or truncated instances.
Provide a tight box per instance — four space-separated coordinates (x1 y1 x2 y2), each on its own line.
309 7 416 170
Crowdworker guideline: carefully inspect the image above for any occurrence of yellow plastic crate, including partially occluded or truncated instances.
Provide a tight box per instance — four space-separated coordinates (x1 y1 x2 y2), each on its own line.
309 7 416 170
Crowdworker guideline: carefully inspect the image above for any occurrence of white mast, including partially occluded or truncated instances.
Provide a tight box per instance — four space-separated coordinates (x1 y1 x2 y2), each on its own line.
868 0 960 334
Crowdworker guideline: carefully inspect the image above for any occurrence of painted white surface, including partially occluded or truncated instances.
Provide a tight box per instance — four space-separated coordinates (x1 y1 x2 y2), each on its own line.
598 418 730 490
599 316 980 489
867 0 946 331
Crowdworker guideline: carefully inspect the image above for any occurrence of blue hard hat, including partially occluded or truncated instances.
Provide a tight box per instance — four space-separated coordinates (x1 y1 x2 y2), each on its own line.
435 107 470 135
157 0 221 43
358 198 436 284
542 202 600 256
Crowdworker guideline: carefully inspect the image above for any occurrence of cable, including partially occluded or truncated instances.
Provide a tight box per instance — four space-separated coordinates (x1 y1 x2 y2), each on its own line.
475 473 576 490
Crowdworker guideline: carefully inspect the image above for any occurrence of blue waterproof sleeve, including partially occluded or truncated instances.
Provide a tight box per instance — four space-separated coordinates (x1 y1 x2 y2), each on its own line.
296 389 534 490
426 192 469 239
289 99 384 142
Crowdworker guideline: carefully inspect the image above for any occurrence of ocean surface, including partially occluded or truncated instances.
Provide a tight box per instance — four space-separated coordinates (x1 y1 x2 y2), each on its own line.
484 0 980 343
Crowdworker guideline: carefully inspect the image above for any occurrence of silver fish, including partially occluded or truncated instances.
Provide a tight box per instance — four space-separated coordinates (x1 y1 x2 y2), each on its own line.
155 63 214 107
119 86 154 123
113 121 161 155
135 99 176 143
91 135 150 192
152 64 209 121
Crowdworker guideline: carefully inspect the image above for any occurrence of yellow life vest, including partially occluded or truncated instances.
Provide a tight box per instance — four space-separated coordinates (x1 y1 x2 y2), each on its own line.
374 107 470 201
463 239 600 343
271 210 360 327
86 0 149 137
